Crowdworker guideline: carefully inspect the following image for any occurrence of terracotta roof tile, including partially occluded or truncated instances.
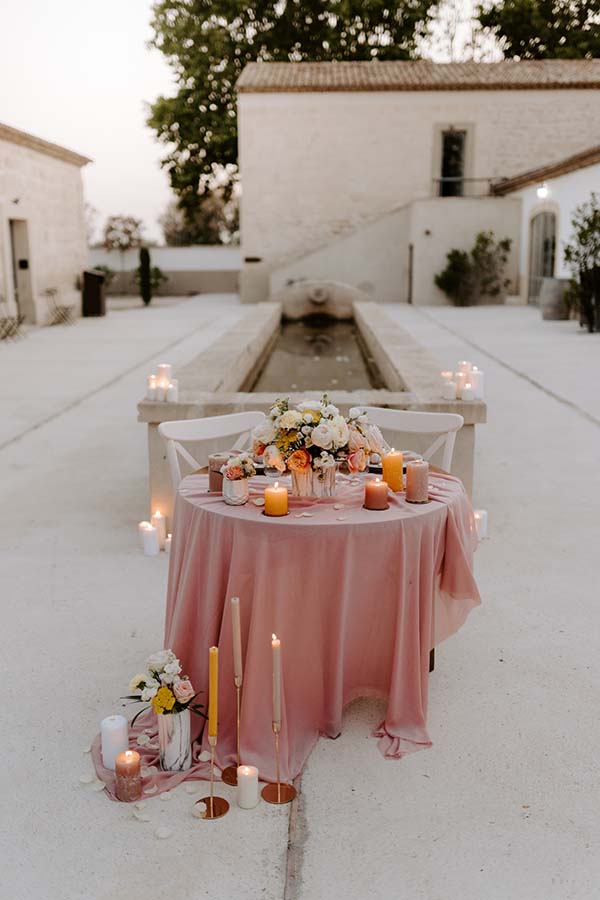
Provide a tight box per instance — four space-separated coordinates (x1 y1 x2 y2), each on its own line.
493 144 600 194
237 60 600 93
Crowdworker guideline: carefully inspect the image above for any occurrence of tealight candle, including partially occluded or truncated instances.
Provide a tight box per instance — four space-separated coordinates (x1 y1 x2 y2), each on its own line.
382 448 403 492
115 749 142 802
405 460 429 503
151 509 166 549
166 380 179 402
146 375 157 401
470 367 485 400
164 533 172 553
364 477 389 510
237 765 259 809
208 646 218 738
264 481 288 516
142 524 160 556
138 520 151 547
440 370 454 384
442 381 458 401
474 509 488 540
461 382 475 401
100 714 129 770
157 363 172 383
271 634 281 727
457 360 473 374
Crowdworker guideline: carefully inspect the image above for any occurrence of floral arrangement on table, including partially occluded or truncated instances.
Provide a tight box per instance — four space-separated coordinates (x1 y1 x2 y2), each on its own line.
222 452 256 481
125 649 205 721
252 394 385 497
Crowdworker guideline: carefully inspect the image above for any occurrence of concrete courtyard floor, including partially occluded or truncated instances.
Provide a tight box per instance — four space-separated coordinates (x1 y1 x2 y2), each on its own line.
1 298 599 900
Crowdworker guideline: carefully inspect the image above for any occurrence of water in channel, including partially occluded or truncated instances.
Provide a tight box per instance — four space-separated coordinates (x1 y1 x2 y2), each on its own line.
251 317 384 393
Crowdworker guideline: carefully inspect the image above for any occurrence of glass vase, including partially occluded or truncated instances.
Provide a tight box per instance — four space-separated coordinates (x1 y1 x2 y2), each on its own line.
157 708 192 771
291 466 337 499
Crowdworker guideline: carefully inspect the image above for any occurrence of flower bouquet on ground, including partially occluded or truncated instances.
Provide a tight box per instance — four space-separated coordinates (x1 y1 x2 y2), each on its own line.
221 452 256 505
125 650 206 771
252 394 385 498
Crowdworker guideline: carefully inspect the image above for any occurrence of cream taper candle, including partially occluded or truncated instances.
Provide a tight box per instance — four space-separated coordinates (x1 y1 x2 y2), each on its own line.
231 597 243 682
271 634 281 727
151 510 166 550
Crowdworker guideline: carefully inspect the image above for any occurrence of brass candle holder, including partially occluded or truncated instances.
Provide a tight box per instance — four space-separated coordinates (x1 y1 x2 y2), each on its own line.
221 675 242 786
261 722 297 805
197 735 229 820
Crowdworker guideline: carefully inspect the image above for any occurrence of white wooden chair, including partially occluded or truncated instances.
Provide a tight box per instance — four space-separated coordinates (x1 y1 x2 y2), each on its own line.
158 412 266 493
355 407 464 473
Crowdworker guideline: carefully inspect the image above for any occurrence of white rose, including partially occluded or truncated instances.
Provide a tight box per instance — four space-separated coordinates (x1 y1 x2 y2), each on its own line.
279 410 303 430
366 424 385 455
146 649 174 672
323 404 339 417
263 444 286 472
128 673 147 693
329 415 349 447
141 678 160 701
303 413 313 424
311 423 334 450
164 660 182 676
301 426 311 435
253 419 277 445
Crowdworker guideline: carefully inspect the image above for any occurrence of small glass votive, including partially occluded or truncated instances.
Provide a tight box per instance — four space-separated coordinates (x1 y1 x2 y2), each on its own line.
115 750 142 802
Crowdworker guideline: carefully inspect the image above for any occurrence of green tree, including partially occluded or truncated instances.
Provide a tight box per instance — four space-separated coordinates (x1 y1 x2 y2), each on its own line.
564 193 600 332
159 178 239 246
103 215 144 252
148 0 436 220
476 0 600 59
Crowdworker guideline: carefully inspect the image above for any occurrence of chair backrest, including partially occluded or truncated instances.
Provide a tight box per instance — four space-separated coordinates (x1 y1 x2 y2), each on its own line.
158 411 266 492
356 407 464 473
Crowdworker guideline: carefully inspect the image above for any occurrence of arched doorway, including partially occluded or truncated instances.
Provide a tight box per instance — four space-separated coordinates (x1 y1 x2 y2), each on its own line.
528 211 556 304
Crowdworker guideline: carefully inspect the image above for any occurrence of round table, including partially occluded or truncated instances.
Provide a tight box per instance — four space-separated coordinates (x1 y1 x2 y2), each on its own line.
164 471 480 781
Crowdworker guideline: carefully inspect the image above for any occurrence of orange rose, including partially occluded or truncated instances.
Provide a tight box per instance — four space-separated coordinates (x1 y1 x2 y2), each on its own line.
287 448 312 473
348 449 367 473
253 441 266 457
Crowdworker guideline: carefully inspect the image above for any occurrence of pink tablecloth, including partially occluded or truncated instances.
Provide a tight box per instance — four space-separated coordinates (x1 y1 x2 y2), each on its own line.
163 471 480 782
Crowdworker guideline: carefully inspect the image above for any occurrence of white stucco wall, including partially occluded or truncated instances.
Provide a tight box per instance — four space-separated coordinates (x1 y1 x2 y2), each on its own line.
239 88 600 275
509 162 600 299
0 138 87 323
89 246 242 272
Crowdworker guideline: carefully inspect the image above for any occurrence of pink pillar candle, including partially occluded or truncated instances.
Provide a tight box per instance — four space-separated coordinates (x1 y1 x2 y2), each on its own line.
405 460 430 503
364 478 389 510
115 749 142 802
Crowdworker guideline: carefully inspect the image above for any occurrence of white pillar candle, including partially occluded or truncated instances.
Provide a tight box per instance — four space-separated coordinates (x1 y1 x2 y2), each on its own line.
457 360 473 374
155 380 168 402
442 381 457 400
271 634 281 727
142 525 160 556
166 380 179 402
138 521 151 547
146 375 157 401
231 597 243 683
151 510 166 549
157 363 172 383
474 509 488 540
237 765 259 809
164 533 172 553
454 371 468 394
470 368 485 400
461 383 475 401
101 714 129 770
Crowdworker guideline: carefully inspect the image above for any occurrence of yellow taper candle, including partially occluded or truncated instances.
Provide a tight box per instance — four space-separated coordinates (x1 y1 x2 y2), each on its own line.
208 646 218 737
382 448 403 492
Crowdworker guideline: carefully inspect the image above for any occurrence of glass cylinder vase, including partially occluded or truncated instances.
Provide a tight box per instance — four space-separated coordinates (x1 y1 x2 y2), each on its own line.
222 477 250 506
291 466 337 499
157 709 192 771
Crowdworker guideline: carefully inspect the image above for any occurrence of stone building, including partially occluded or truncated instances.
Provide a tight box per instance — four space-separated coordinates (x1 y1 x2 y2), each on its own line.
237 60 600 304
0 122 90 324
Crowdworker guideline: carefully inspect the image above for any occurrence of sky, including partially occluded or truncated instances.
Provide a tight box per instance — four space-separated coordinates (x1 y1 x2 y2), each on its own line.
0 0 175 243
0 1 484 245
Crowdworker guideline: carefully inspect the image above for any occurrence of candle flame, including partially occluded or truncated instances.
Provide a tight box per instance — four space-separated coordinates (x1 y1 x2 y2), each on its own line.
154 509 161 516
274 481 279 489
466 383 472 388
125 750 133 759
390 447 395 453
272 633 277 641
376 478 381 483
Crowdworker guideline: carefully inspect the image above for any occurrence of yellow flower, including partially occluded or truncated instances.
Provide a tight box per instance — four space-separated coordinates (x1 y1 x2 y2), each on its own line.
152 686 176 714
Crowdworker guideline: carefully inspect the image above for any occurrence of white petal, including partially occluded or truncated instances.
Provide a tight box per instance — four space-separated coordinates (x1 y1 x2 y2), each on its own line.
144 785 158 795
199 750 211 762
159 791 172 802
185 783 201 794
79 773 95 784
336 517 348 522
155 826 173 840
90 780 106 792
302 512 314 518
191 802 206 818
135 801 147 810
132 809 151 822
252 498 265 507
333 504 344 510
136 734 150 746
82 745 92 754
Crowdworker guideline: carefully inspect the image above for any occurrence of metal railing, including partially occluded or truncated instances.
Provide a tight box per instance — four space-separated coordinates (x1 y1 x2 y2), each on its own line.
432 177 499 198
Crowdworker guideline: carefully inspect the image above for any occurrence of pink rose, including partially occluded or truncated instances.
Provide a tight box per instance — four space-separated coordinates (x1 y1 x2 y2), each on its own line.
173 679 195 704
348 449 367 473
225 464 244 480
348 426 367 452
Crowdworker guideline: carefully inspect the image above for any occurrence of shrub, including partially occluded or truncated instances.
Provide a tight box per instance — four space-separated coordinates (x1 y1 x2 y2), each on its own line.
92 265 116 289
435 231 512 306
564 193 600 333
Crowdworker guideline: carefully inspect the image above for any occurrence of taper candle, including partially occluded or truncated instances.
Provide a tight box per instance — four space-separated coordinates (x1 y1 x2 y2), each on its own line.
157 363 172 383
231 597 243 682
100 714 128 770
208 646 218 738
364 477 389 510
271 634 281 727
146 375 157 401
151 509 166 550
264 481 288 517
382 448 403 492
115 749 142 802
237 765 259 809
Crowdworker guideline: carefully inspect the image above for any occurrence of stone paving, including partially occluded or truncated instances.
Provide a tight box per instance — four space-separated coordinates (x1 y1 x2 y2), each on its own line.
1 298 599 900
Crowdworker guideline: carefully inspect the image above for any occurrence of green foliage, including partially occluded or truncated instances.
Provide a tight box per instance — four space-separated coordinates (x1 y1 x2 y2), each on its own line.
476 0 600 59
160 185 239 246
92 265 116 289
564 193 600 332
103 215 143 251
135 248 168 305
435 231 512 306
148 0 436 221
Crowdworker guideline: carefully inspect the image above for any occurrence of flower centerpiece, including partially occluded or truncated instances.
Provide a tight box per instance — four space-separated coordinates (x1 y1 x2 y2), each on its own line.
126 650 205 771
252 395 385 498
221 452 256 505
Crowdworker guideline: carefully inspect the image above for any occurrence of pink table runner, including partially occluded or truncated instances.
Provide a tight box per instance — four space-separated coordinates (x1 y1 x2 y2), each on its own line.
160 471 480 783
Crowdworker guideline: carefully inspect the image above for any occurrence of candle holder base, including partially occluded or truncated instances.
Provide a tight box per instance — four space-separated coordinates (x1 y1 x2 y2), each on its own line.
261 510 290 517
196 796 230 819
221 765 238 786
363 503 390 511
261 782 297 805
405 498 431 504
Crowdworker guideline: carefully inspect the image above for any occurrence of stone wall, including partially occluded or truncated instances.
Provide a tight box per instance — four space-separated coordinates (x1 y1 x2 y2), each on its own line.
239 88 600 275
0 137 87 323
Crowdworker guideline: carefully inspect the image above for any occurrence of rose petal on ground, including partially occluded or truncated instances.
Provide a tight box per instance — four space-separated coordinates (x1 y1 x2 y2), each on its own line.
302 512 314 517
336 517 348 521
82 745 92 754
136 734 150 746
144 785 158 795
159 791 172 802
252 498 265 507
333 504 344 510
90 781 106 792
192 801 207 818
199 750 211 762
79 774 95 784
135 801 147 810
132 809 151 822
155 826 173 839
185 783 201 794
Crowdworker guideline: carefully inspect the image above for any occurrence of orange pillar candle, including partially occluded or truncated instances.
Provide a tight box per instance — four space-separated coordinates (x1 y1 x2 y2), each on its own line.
208 646 219 738
364 477 389 510
382 449 403 492
115 749 142 802
264 481 288 516
406 460 430 503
